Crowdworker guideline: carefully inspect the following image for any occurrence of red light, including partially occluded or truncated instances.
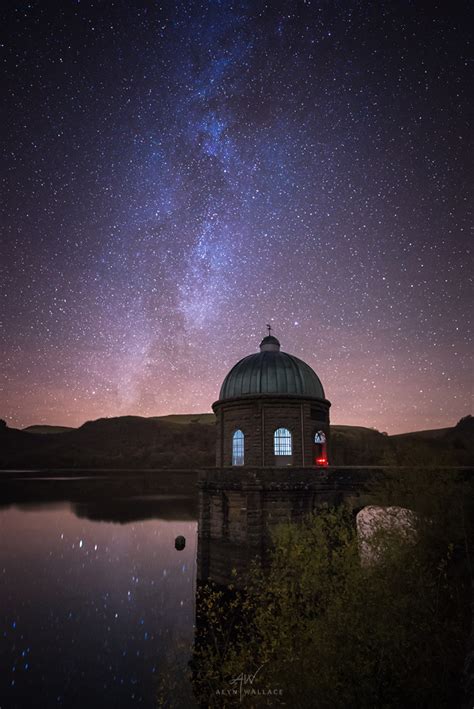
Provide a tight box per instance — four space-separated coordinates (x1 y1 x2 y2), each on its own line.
316 457 328 467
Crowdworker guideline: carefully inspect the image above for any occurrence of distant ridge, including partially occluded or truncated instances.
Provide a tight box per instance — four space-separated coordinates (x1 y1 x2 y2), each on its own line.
22 414 216 433
1 414 471 469
23 425 74 434
390 427 452 439
149 413 216 425
2 415 215 469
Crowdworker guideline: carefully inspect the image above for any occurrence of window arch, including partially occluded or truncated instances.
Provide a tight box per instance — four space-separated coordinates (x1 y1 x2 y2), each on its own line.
232 429 244 466
274 427 292 456
314 430 328 466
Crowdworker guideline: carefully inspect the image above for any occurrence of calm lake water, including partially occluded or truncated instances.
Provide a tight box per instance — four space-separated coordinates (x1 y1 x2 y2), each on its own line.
0 493 199 708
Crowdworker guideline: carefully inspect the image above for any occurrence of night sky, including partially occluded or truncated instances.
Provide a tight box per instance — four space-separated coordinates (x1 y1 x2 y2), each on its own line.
1 1 471 433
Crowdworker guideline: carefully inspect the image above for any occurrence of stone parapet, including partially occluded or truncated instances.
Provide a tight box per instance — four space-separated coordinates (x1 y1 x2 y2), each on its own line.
196 466 377 586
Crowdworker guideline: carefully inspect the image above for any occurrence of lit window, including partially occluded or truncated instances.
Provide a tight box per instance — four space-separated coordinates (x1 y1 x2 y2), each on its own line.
314 430 328 466
232 430 244 466
274 427 292 456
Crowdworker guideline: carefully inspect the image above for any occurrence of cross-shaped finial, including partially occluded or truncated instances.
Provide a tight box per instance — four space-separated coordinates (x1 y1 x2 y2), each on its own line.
266 323 272 336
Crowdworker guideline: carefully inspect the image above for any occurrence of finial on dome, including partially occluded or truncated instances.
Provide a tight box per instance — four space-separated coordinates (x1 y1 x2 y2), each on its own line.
260 327 281 352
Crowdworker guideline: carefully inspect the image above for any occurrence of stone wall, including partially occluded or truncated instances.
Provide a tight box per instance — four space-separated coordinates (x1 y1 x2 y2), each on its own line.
213 395 330 468
197 467 372 586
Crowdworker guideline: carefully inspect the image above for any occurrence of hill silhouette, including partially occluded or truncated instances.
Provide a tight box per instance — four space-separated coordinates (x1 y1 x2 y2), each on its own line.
23 424 74 434
0 414 472 469
0 416 215 469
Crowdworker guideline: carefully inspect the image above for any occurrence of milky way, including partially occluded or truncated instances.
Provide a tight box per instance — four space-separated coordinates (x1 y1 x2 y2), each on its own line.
1 1 471 432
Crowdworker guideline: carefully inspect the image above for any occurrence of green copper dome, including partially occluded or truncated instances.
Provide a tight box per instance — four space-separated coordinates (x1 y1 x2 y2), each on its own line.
219 336 325 401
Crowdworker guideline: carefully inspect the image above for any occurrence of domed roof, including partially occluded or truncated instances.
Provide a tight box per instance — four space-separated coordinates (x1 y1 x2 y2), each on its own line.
218 335 325 401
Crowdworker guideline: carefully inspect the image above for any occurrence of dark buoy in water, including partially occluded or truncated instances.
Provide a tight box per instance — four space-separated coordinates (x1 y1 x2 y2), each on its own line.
175 535 186 551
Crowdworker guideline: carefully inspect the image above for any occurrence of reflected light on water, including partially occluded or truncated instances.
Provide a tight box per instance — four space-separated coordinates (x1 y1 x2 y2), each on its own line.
0 499 198 707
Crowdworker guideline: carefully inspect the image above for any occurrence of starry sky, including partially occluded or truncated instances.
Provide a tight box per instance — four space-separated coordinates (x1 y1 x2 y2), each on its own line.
1 1 471 433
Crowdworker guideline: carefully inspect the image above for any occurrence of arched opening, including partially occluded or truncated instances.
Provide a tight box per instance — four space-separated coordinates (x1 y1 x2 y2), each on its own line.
232 430 244 466
274 427 293 466
313 430 328 466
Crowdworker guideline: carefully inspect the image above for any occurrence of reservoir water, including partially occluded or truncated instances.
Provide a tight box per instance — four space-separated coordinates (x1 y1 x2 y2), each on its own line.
0 492 198 708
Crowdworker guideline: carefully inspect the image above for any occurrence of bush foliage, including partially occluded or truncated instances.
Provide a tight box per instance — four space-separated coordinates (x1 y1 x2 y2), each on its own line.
191 469 473 708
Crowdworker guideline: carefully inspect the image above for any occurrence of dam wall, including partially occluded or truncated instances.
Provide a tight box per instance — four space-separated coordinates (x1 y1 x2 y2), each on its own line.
197 466 378 586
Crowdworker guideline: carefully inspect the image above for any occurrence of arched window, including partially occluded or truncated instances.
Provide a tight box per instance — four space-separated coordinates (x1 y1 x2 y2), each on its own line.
314 430 328 466
274 428 292 456
232 430 244 466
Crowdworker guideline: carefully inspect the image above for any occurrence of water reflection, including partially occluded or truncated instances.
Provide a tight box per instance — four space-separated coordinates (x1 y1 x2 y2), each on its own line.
74 495 197 524
0 495 198 708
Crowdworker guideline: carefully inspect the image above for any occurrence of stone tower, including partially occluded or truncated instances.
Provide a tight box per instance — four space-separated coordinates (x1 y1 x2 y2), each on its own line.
212 334 331 467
